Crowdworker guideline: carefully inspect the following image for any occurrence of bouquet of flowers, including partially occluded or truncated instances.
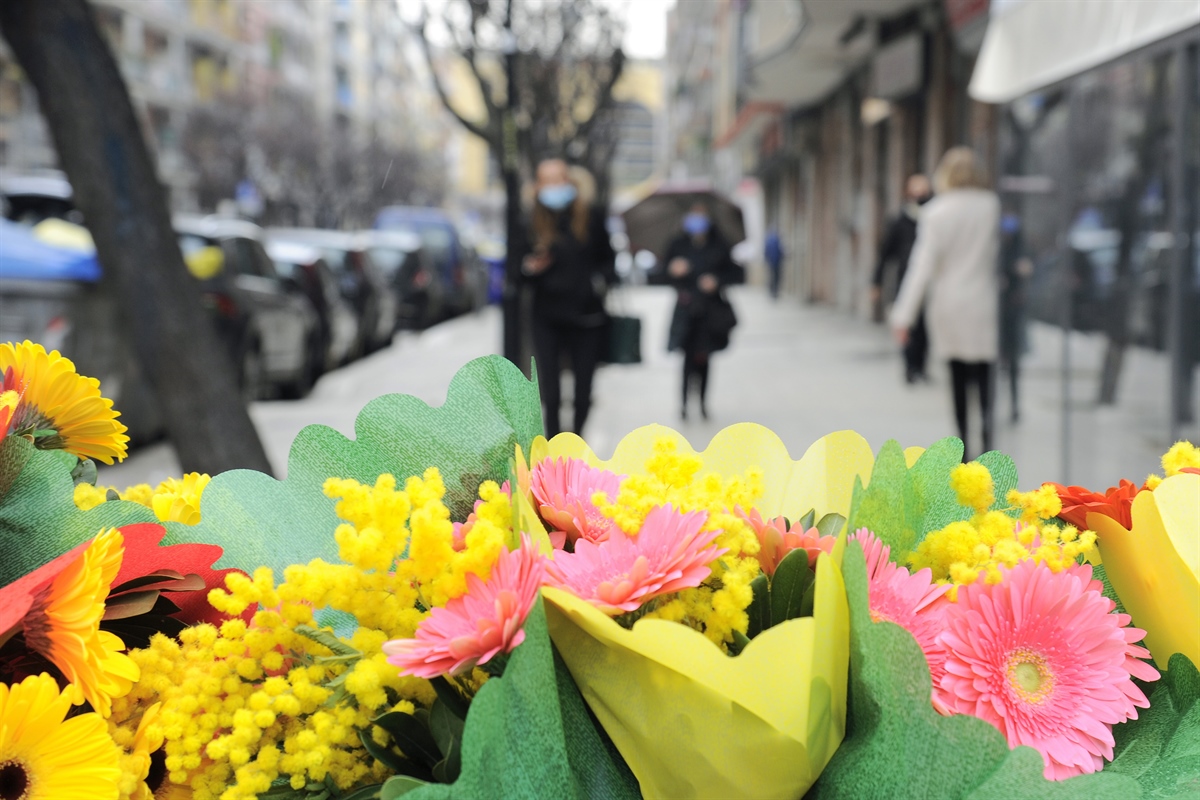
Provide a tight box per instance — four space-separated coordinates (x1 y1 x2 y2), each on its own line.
1 340 1196 800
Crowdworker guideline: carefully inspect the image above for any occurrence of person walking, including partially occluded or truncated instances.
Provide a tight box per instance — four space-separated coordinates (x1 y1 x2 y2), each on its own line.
664 202 740 421
873 173 933 383
764 227 783 299
890 148 1000 460
998 209 1032 422
520 158 615 437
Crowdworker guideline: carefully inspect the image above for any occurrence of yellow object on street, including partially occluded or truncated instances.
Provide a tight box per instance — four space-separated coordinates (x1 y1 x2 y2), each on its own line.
1089 472 1200 669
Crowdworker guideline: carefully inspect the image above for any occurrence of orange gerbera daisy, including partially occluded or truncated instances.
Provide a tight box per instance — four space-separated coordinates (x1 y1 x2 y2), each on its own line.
0 340 128 464
1048 480 1140 530
21 529 139 716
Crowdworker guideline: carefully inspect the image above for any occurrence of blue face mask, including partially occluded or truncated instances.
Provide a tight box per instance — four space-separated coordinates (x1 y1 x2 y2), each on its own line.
683 213 710 236
538 184 577 211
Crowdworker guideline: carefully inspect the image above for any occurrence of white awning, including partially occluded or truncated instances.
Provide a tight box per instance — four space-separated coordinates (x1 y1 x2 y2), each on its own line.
969 0 1200 103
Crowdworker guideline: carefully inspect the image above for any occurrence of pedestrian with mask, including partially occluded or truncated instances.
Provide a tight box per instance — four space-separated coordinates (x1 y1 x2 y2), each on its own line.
890 147 1000 460
520 158 615 437
873 173 933 383
663 201 740 421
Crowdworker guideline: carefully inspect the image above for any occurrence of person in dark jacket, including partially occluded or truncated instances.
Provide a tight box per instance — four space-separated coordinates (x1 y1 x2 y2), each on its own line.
520 159 615 436
873 173 933 383
664 202 740 421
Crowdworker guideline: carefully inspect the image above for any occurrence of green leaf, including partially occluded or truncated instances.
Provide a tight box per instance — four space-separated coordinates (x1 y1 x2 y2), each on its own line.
359 727 409 774
798 509 816 531
728 629 752 656
162 356 543 575
380 777 429 800
1107 653 1200 797
372 711 441 773
405 598 640 800
807 541 1142 799
429 699 465 762
770 548 815 624
0 446 156 587
70 457 97 487
337 785 383 800
815 512 845 538
294 625 360 660
429 676 471 721
745 574 770 638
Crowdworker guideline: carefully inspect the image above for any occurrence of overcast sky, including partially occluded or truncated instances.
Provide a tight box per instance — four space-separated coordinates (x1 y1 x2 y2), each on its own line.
399 0 672 60
619 0 672 60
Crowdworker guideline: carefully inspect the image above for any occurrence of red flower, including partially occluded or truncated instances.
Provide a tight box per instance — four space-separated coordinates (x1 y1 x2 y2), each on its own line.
1048 480 1140 530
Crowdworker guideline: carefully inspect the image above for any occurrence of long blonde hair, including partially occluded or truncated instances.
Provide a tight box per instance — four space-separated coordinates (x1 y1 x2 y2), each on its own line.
934 146 989 193
531 161 592 249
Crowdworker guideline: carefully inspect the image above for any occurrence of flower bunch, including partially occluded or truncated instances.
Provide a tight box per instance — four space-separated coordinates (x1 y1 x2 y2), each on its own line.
854 461 1160 780
111 468 521 799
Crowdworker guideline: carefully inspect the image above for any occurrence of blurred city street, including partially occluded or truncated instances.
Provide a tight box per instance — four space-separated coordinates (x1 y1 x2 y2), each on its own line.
100 283 1180 492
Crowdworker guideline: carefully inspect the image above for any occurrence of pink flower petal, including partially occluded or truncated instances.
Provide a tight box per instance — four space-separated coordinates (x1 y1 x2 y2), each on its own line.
544 505 725 614
384 536 545 678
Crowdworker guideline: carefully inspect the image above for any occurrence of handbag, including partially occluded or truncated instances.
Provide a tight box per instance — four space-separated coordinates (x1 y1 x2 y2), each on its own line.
705 292 738 352
604 286 642 365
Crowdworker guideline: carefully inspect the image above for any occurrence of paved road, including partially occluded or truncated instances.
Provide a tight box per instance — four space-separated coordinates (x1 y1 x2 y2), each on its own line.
101 285 1195 491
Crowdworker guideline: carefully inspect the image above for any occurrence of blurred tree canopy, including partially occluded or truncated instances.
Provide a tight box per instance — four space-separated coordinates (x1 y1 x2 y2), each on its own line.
413 0 626 364
182 93 445 229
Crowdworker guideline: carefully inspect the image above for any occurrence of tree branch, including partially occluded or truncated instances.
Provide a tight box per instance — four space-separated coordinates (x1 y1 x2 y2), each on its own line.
412 14 496 146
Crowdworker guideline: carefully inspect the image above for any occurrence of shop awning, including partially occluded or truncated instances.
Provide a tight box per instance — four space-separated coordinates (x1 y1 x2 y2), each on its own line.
970 0 1200 103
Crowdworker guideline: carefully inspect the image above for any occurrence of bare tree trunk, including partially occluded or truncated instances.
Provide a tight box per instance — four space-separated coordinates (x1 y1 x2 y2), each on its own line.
0 0 273 475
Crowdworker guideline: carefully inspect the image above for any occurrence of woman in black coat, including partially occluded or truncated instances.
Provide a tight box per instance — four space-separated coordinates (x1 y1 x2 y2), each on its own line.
663 202 739 421
520 159 615 436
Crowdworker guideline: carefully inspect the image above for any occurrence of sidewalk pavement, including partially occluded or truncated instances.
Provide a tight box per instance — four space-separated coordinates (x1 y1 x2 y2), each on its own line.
101 285 1196 492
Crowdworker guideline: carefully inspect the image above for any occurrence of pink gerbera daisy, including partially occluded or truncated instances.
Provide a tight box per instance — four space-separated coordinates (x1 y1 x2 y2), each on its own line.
530 457 624 547
936 560 1158 780
383 536 544 678
544 504 725 614
851 528 950 690
738 507 836 576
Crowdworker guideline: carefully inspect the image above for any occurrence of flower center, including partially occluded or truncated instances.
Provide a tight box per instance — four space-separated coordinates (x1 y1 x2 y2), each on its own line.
1007 648 1054 704
0 761 30 800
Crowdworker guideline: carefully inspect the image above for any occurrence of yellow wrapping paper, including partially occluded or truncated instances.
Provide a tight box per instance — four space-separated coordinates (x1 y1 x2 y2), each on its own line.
543 554 848 799
1089 472 1200 669
534 426 874 798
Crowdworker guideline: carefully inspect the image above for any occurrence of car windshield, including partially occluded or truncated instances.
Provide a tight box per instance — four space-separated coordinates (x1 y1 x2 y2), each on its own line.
368 246 409 276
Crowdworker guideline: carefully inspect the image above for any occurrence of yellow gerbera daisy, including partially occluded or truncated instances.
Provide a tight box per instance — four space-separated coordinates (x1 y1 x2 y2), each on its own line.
0 388 18 435
22 529 139 717
0 340 129 464
0 673 121 800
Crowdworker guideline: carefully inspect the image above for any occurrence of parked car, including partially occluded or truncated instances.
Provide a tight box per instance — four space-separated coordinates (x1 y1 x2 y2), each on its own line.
361 229 442 329
266 240 358 370
176 215 322 399
373 207 486 316
266 228 397 356
1 169 76 225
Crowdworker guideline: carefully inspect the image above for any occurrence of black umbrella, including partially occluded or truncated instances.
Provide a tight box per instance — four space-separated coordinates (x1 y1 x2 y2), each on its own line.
621 182 746 260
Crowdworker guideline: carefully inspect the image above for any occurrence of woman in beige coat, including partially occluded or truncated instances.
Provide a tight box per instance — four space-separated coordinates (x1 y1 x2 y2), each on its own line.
891 147 1000 459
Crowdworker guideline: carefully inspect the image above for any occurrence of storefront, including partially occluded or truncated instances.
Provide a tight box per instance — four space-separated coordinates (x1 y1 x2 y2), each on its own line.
973 0 1199 443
